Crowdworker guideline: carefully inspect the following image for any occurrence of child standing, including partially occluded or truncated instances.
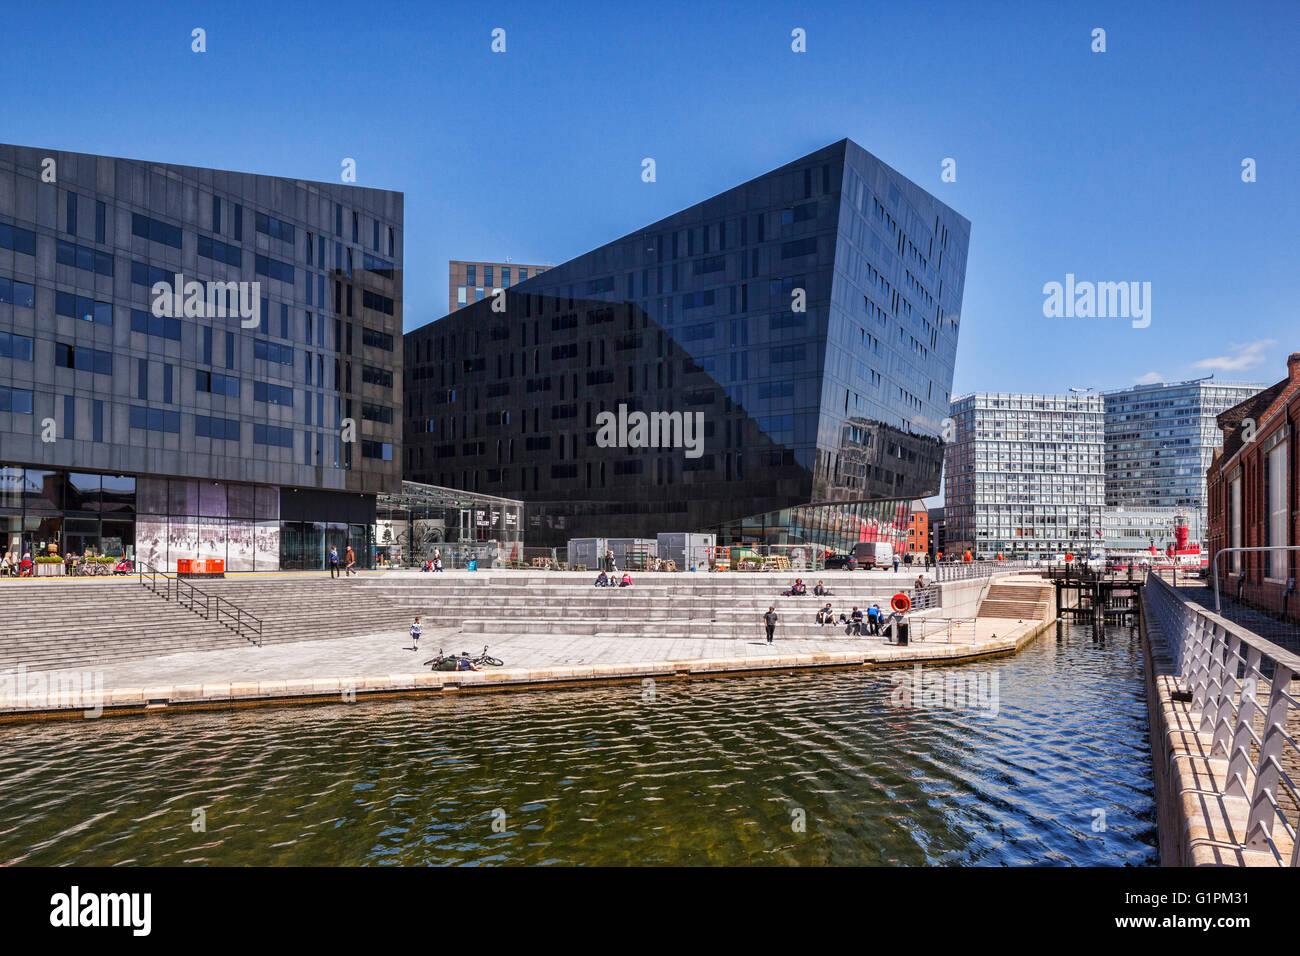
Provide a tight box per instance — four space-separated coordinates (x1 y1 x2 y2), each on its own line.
410 616 423 651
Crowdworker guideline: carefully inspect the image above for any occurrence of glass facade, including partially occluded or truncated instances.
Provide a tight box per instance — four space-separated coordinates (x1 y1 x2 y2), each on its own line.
375 480 524 567
405 140 969 547
1102 379 1264 547
0 143 404 567
945 392 1105 559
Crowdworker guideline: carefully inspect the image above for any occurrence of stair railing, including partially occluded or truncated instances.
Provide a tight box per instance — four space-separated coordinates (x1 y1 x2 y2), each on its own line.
136 562 263 646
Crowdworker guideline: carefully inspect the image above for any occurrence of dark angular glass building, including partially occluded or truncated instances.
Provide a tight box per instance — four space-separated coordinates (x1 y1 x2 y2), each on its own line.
0 144 403 569
404 139 969 550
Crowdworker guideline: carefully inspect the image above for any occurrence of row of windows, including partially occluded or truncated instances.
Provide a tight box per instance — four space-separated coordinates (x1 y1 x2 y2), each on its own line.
196 370 240 397
362 365 393 388
130 308 183 341
254 381 293 406
254 254 294 284
255 212 295 244
0 277 35 308
131 213 183 249
253 423 294 447
129 405 180 433
254 339 294 365
197 234 243 267
54 291 112 325
56 239 114 277
0 331 34 361
0 222 36 256
55 343 112 375
361 440 393 460
362 327 394 351
361 402 393 424
0 385 32 414
362 289 394 315
195 414 240 440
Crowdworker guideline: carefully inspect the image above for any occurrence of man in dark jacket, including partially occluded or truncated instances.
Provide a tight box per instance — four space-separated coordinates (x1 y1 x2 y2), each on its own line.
763 607 778 644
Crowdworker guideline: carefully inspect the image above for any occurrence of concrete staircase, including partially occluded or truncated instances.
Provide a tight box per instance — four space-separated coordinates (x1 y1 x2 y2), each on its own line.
0 579 249 672
977 580 1054 621
356 571 938 641
0 569 948 672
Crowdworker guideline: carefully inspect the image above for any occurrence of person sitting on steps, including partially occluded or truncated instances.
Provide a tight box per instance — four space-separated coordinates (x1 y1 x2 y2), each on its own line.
816 603 835 625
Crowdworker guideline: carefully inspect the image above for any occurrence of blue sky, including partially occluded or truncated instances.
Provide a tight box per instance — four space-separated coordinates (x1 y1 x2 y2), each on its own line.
1 0 1295 394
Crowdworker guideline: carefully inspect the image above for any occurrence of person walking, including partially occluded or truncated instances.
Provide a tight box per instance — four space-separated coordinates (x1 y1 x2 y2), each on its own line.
410 616 423 651
328 545 340 578
892 554 901 573
344 545 356 576
763 606 778 644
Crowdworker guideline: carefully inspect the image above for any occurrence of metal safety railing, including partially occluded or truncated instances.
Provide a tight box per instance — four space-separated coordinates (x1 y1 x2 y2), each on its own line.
1144 572 1300 865
935 559 1039 582
137 562 263 646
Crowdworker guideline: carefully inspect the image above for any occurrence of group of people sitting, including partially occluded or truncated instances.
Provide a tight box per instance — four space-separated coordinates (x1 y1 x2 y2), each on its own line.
781 578 834 597
815 603 888 635
0 552 33 577
594 570 633 588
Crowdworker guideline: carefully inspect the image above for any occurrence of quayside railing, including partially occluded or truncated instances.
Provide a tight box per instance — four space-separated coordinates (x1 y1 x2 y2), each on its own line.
137 562 263 646
935 559 1039 582
1144 571 1300 865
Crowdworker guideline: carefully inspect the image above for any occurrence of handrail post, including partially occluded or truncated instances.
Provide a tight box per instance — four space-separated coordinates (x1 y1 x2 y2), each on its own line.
1245 663 1293 852
1225 644 1262 798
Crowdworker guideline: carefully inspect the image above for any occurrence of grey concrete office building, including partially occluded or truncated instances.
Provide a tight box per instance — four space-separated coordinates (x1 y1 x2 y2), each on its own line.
944 392 1105 559
1102 377 1263 546
0 144 403 570
405 139 970 550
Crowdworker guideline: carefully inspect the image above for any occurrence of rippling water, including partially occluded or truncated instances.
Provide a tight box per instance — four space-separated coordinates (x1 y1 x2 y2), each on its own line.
0 624 1156 865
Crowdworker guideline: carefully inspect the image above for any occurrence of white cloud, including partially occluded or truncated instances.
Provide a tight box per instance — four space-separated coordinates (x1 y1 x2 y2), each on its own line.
1191 339 1276 372
1135 371 1164 384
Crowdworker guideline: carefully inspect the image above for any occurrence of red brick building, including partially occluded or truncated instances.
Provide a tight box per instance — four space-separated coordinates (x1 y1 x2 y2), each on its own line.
1206 352 1299 619
907 508 929 555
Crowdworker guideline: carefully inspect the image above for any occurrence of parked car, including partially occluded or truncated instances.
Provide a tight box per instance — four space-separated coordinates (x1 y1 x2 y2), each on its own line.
822 552 857 570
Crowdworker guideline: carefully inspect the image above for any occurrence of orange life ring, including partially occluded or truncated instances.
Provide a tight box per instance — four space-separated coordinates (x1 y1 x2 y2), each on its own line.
890 592 911 613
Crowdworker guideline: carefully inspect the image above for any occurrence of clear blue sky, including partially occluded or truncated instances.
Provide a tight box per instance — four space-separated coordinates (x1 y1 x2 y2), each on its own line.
1 0 1295 394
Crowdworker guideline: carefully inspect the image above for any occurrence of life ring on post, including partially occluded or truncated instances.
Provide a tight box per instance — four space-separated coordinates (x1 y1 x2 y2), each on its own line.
890 592 912 613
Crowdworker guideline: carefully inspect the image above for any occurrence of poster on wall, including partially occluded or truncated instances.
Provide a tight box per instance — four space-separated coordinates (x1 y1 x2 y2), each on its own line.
168 517 198 571
227 519 254 572
254 520 280 571
136 516 168 572
198 518 226 563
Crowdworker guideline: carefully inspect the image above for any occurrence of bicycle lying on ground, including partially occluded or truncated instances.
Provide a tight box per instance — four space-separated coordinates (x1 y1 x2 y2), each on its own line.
422 645 503 670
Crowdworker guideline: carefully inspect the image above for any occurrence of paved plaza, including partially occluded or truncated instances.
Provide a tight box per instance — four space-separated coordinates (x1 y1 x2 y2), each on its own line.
23 618 1016 689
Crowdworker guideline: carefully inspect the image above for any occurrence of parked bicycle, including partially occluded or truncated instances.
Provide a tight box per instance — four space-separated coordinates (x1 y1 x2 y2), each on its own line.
471 644 503 667
423 646 504 670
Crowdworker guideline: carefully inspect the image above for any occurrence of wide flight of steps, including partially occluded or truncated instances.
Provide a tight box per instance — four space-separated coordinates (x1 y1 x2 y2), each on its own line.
0 569 950 672
0 579 250 672
357 571 937 641
0 575 420 671
977 580 1054 622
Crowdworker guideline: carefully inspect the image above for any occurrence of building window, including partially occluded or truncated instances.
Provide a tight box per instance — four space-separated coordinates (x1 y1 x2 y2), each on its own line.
1266 443 1289 579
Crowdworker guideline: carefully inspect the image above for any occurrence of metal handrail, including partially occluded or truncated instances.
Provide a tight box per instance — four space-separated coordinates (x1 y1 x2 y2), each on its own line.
1144 572 1300 864
1211 546 1300 615
935 559 1039 582
136 562 263 646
